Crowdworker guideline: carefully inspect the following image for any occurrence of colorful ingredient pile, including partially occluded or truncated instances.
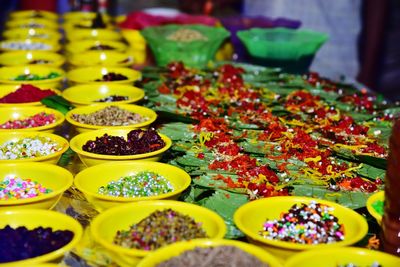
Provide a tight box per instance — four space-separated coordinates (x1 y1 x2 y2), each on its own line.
0 225 73 263
372 200 384 216
82 128 165 155
259 201 344 244
0 175 52 200
95 95 128 102
156 246 269 267
13 71 60 81
98 171 173 197
0 112 55 129
140 61 393 237
95 72 127 82
114 209 207 250
71 106 147 126
0 84 56 103
0 136 61 160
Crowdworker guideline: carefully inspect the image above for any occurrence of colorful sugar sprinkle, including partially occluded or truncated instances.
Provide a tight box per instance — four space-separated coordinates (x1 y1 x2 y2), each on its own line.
98 171 173 197
259 201 345 244
0 112 56 129
0 136 61 160
114 209 208 250
0 175 52 200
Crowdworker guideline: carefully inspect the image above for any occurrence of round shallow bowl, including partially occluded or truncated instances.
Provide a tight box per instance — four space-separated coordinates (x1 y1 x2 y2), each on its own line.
66 104 156 133
65 40 127 54
6 18 59 30
70 128 171 167
67 66 140 85
234 196 368 263
3 28 62 41
63 11 111 23
74 161 191 211
0 162 73 210
63 22 115 36
62 84 144 107
66 29 121 42
0 38 61 52
9 10 58 21
0 106 64 133
366 190 384 226
68 51 134 68
0 131 69 164
137 239 282 267
91 200 226 267
0 51 65 68
285 247 400 267
0 209 82 266
0 65 64 87
0 84 61 107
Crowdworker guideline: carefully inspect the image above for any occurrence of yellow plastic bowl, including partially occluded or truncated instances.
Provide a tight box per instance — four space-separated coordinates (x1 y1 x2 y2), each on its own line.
137 239 282 267
68 51 134 68
63 11 111 23
0 65 64 86
3 28 62 41
9 10 58 21
0 51 65 68
65 40 128 54
66 104 157 133
67 66 141 85
0 162 73 210
0 38 61 52
62 84 144 107
0 106 64 133
90 200 226 267
0 209 82 266
0 84 61 107
366 190 384 225
69 128 171 167
234 196 368 263
74 161 191 211
6 18 59 30
0 131 69 164
66 29 121 42
285 247 400 267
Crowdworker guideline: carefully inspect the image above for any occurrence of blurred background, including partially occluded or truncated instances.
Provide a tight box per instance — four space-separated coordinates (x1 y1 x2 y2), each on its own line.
0 0 399 101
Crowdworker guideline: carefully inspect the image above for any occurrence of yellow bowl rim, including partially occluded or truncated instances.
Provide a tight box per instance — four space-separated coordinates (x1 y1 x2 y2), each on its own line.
366 190 384 224
0 39 61 52
284 246 400 267
65 40 128 54
0 131 69 163
61 84 145 105
3 28 62 40
68 50 134 67
137 238 283 267
234 196 368 251
70 130 171 160
65 104 156 130
9 10 58 20
66 66 141 84
74 161 191 202
0 209 82 265
90 200 227 257
0 162 73 205
6 18 59 29
66 29 121 41
0 51 65 66
0 65 65 84
0 106 65 132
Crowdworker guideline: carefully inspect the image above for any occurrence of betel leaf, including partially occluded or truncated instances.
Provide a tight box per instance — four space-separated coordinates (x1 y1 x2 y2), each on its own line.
356 164 386 181
291 184 372 209
202 190 249 239
157 111 198 124
57 148 76 167
356 154 387 169
159 122 195 141
193 174 245 193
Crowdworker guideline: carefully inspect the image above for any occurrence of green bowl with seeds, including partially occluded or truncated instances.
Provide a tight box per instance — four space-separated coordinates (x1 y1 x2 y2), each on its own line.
74 161 191 211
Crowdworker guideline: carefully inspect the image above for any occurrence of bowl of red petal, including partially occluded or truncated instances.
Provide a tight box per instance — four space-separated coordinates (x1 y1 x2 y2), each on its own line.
234 196 368 263
0 131 69 164
0 209 82 265
69 128 172 167
0 162 73 210
0 84 61 107
0 106 64 133
0 65 64 88
66 67 141 85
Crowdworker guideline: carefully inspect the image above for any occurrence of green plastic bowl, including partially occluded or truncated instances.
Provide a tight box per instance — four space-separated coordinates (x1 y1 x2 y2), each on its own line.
141 24 230 67
237 27 328 73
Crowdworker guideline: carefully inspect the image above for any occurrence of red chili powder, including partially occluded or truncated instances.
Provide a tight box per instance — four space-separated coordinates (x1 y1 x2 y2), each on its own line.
0 84 56 103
